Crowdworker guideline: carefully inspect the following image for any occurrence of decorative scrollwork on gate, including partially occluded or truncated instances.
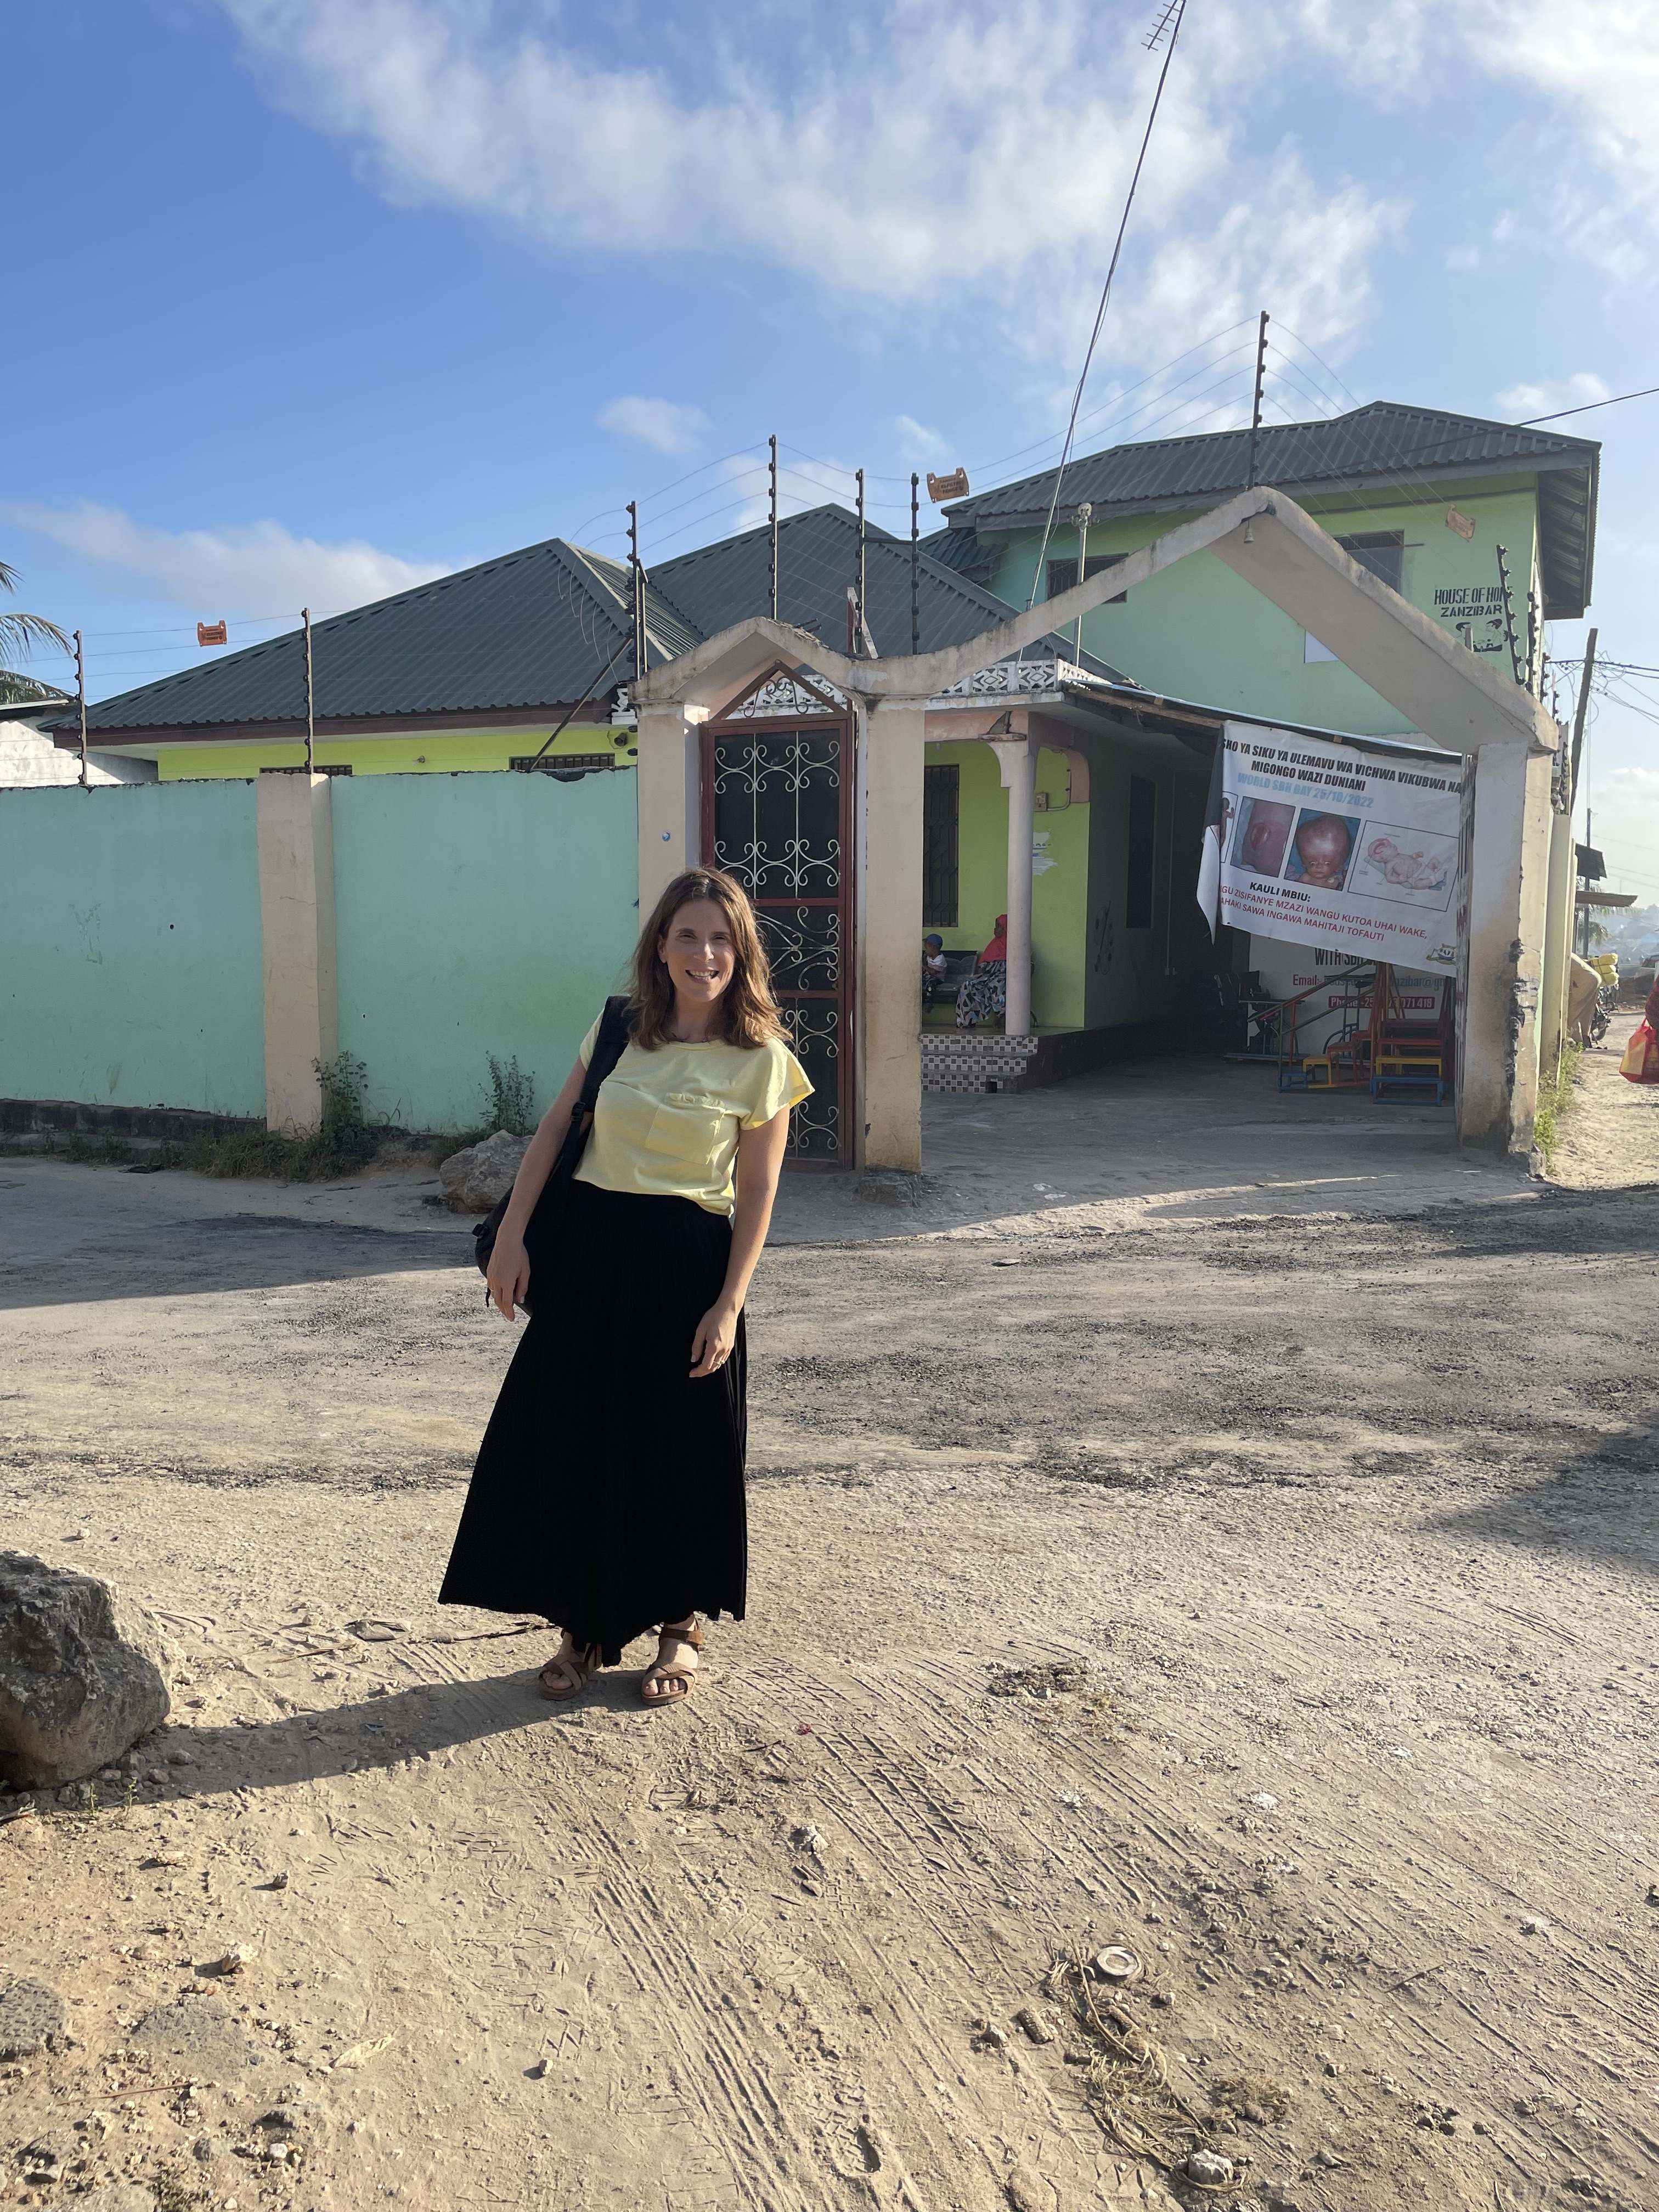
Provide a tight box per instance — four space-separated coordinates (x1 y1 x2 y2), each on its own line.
710 732 842 896
757 905 840 993
778 1001 842 1158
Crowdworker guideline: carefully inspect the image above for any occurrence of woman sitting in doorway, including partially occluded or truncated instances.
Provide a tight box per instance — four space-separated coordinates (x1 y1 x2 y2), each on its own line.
955 914 1009 1030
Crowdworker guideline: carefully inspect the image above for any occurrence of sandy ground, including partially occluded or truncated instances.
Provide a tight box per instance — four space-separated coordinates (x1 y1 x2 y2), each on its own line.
2 1093 1657 2212
1550 1014 1659 1190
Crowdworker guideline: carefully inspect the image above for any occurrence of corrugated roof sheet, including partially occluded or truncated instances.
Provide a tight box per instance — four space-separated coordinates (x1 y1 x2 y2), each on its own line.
940 400 1599 620
943 402 1599 524
58 504 1123 737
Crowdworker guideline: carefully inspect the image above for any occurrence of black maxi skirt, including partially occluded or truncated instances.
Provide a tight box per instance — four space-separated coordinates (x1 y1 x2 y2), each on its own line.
438 1179 747 1664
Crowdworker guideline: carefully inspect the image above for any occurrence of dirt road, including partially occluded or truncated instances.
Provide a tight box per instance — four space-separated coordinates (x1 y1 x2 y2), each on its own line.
1551 1013 1659 1190
2 1156 1657 2212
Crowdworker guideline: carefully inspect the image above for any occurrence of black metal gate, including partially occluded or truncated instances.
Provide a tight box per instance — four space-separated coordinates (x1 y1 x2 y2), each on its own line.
702 665 852 1163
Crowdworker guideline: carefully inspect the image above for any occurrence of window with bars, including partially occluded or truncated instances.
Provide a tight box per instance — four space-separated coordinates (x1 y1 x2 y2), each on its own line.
1046 552 1126 605
510 753 624 776
1126 774 1157 930
923 762 960 927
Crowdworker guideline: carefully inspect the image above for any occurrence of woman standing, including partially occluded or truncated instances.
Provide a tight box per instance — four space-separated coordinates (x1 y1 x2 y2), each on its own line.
439 867 811 1706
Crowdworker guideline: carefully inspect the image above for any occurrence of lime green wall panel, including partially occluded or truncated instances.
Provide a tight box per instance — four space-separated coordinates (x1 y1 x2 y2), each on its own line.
329 768 639 1133
928 741 1089 1030
989 487 1541 737
0 781 264 1114
156 725 631 781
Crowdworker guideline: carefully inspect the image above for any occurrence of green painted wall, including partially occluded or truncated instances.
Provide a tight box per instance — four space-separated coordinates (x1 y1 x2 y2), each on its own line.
330 768 639 1132
0 780 264 1114
929 741 1090 1029
986 483 1542 737
155 725 633 781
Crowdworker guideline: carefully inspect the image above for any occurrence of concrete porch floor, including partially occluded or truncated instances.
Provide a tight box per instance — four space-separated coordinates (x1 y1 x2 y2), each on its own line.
770 1044 1532 1243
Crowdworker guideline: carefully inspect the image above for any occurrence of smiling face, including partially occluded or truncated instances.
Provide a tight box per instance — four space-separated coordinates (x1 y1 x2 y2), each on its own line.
658 896 737 1013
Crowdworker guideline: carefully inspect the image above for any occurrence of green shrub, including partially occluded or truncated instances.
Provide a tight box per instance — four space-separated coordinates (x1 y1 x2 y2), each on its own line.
1533 1040 1582 1169
484 1053 537 1138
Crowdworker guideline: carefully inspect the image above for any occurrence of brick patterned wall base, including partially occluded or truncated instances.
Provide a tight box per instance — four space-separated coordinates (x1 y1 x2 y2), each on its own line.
920 1033 1041 1094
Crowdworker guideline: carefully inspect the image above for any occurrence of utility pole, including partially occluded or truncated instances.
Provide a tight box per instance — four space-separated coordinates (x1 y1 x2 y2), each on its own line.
910 473 921 658
627 501 647 682
1073 501 1092 660
74 629 87 787
855 469 867 656
768 436 779 620
1570 627 1598 956
1245 310 1269 489
301 607 314 771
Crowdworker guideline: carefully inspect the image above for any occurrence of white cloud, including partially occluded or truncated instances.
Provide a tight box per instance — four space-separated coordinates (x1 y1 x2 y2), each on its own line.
597 396 710 455
1496 371 1612 421
894 416 951 467
1300 0 1659 247
2 501 448 614
213 0 1400 366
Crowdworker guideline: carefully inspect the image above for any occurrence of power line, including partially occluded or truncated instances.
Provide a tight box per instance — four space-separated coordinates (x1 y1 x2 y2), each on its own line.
1027 0 1190 606
1519 382 1659 426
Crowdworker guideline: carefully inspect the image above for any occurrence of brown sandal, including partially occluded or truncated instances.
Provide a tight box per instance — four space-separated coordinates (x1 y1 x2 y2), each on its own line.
641 1620 703 1707
538 1637 601 1701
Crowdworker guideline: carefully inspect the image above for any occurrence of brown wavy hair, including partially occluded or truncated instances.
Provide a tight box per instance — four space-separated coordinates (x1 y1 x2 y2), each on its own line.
630 867 787 1050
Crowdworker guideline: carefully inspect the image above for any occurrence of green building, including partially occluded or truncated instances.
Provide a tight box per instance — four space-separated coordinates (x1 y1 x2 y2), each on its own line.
927 401 1598 735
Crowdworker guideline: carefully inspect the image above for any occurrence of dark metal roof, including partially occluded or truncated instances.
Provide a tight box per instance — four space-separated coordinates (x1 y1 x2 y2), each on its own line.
652 504 1122 675
940 401 1600 619
53 504 1123 740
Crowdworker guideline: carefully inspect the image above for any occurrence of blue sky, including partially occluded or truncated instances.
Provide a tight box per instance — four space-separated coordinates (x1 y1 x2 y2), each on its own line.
9 0 1659 904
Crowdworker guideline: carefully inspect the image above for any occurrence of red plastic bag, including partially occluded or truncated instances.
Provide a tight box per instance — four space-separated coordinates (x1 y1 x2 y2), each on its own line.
1620 1020 1659 1085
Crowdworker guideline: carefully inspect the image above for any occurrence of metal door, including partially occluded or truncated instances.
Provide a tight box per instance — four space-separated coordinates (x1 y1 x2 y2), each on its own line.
702 666 852 1164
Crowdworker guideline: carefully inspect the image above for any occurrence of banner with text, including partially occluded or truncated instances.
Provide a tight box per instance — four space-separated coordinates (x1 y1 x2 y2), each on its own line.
1205 724 1466 975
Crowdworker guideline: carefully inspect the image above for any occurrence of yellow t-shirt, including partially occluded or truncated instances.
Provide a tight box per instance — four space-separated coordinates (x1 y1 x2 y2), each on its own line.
572 1020 813 1217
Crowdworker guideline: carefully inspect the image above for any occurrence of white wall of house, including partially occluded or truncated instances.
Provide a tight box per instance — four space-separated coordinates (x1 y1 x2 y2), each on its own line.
0 720 157 787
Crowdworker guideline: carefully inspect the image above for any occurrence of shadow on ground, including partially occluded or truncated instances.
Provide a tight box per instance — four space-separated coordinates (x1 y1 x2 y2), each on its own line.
98 1658 678 1809
0 1210 470 1313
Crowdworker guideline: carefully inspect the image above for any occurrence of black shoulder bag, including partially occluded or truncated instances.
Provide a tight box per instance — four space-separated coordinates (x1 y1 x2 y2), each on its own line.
472 995 631 1313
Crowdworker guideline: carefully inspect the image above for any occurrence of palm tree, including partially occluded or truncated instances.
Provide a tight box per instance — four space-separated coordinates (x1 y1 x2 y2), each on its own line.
1 558 71 706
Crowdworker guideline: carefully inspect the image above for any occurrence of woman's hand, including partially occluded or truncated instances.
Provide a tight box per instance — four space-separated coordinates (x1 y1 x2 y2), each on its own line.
487 1233 531 1322
689 1300 739 1378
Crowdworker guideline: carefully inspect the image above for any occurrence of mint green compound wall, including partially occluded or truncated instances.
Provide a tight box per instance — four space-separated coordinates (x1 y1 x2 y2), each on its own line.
0 780 265 1115
331 770 639 1133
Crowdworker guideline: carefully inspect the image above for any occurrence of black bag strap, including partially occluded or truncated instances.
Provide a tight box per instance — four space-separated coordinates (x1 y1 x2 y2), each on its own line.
573 995 631 1122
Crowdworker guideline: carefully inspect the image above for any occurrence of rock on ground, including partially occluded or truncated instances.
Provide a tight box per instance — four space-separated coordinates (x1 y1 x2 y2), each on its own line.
129 1994 267 2082
0 1554 168 1789
0 1976 67 2058
76 2188 159 2211
438 1130 529 1214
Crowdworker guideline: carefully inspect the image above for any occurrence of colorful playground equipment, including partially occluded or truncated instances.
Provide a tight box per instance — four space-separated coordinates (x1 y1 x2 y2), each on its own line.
1269 963 1454 1103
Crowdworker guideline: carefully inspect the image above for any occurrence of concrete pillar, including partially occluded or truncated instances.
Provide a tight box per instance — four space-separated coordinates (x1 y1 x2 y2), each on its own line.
256 771 337 1133
1459 743 1554 1155
859 697 928 1172
635 701 708 919
1538 803 1576 1082
990 735 1036 1036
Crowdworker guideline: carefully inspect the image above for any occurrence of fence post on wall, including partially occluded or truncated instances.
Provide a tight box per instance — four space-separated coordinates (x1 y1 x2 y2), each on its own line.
256 771 338 1133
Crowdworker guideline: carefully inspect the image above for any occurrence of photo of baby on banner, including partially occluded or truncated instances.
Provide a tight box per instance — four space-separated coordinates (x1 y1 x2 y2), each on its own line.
1352 822 1458 910
1284 810 1362 892
1198 720 1469 977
